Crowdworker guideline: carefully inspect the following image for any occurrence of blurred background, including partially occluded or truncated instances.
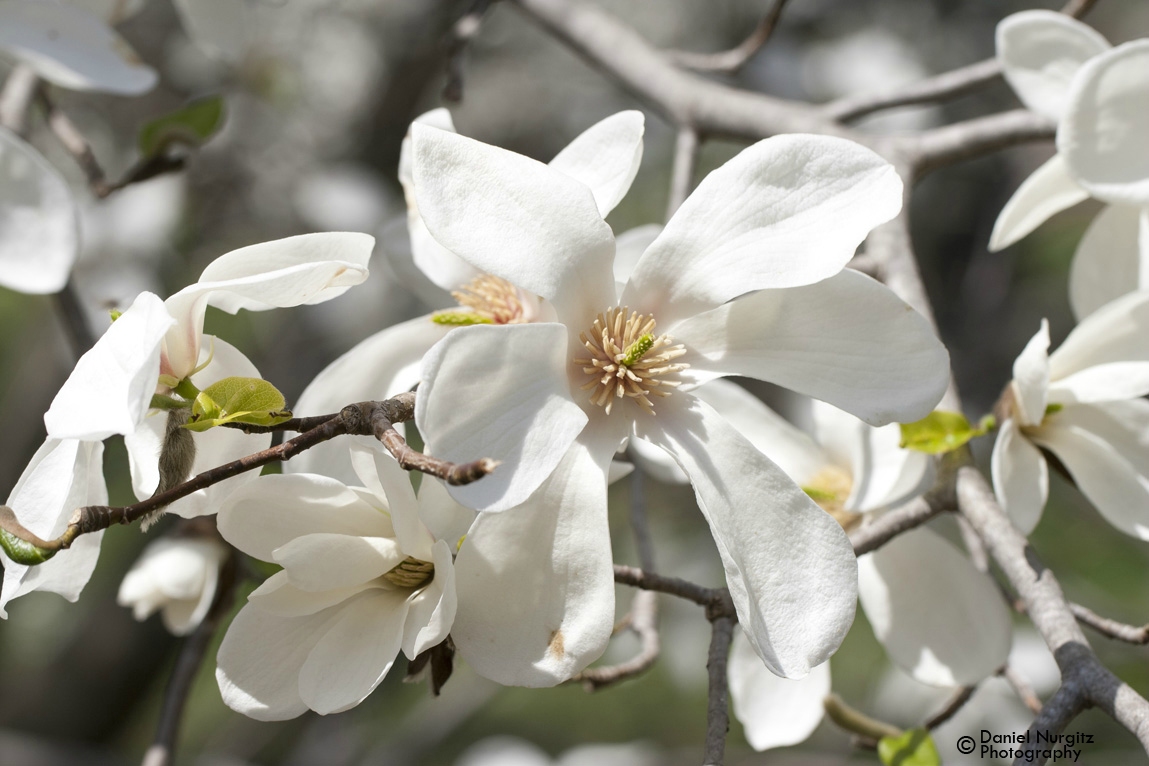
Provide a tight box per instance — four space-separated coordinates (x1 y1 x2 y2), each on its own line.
1 0 1148 763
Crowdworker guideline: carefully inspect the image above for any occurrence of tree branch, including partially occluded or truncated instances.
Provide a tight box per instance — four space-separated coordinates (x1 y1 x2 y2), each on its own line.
925 684 976 730
911 109 1055 178
666 0 790 74
703 614 735 766
825 58 1001 124
1002 664 1044 714
1069 603 1149 645
666 126 699 219
849 496 945 557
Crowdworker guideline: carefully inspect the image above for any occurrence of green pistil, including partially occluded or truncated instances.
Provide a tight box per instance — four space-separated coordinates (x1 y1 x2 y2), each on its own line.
1044 403 1063 417
802 486 838 502
432 311 494 326
621 334 655 366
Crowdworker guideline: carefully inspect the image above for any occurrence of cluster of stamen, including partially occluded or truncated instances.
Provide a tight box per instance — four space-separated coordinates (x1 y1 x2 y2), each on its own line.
383 557 434 589
802 466 861 532
574 307 688 415
449 274 529 325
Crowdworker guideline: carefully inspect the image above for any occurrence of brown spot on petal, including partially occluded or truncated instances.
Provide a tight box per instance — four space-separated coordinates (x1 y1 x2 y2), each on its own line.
548 629 565 659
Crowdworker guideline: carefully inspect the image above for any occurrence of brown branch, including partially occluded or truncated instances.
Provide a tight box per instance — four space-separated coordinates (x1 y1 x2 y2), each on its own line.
1002 665 1044 714
849 496 945 556
1061 0 1100 18
703 614 735 766
39 92 112 197
613 564 731 611
824 693 903 741
911 109 1056 178
1069 603 1149 645
1021 682 1088 764
666 0 790 74
825 58 1002 124
925 684 976 730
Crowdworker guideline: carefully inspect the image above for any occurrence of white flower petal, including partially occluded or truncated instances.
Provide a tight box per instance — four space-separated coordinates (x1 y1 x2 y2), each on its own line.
1033 403 1149 540
298 588 411 714
410 124 616 324
1059 41 1149 206
350 443 435 561
0 128 78 294
859 527 1012 686
414 477 475 549
44 291 174 441
627 435 689 484
673 269 949 426
286 315 449 484
728 629 830 751
68 0 147 23
451 433 615 687
273 533 405 592
613 223 661 290
1048 289 1149 391
1068 205 1147 320
402 539 457 658
416 323 587 512
988 154 1088 251
0 438 105 618
996 10 1110 121
217 474 390 561
171 0 246 62
1011 319 1050 427
991 418 1048 535
247 571 377 618
0 0 157 94
548 110 645 217
623 134 902 327
216 603 341 721
635 394 857 678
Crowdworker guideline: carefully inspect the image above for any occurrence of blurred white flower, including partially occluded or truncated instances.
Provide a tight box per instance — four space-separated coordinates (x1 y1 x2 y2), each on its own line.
991 13 1149 321
117 536 227 636
409 123 948 685
454 736 660 766
214 444 472 720
993 302 1149 540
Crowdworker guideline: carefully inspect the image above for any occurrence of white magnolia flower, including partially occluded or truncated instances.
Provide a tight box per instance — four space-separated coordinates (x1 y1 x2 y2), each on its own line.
289 109 645 485
117 535 227 635
0 0 156 94
0 127 78 294
215 444 472 720
990 12 1149 320
993 296 1149 539
0 439 105 617
409 124 950 684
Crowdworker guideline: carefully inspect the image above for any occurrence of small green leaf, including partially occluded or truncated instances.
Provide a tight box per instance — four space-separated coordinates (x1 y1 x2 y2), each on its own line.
0 528 57 565
899 411 993 455
109 308 123 322
138 96 226 157
185 377 292 431
878 728 940 766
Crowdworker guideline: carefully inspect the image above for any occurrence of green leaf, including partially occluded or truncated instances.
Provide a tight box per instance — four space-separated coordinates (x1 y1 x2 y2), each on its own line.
185 377 292 432
899 411 993 455
138 96 226 157
0 528 56 565
878 729 940 766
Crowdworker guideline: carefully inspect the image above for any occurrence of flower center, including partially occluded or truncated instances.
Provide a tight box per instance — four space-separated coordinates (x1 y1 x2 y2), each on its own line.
574 307 688 415
432 274 531 326
383 556 434 589
802 466 861 531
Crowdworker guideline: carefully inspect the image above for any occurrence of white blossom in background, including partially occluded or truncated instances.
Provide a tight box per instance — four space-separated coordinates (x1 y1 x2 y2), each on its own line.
409 121 949 685
117 535 227 636
993 298 1149 540
0 439 105 617
990 12 1149 321
215 444 472 720
289 108 645 485
454 736 659 766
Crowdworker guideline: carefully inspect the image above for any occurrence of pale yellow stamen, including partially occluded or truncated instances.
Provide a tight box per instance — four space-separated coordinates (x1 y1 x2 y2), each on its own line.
383 556 434 589
449 274 529 325
574 307 688 415
802 465 861 531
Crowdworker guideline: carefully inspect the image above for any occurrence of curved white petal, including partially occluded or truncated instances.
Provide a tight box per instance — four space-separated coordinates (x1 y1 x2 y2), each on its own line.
44 291 174 440
215 602 342 721
988 154 1088 251
623 134 902 327
613 223 661 291
627 435 689 484
410 124 616 325
451 431 615 687
287 315 448 484
402 539 456 658
171 0 246 62
996 10 1110 121
1069 205 1148 321
991 418 1048 535
247 571 377 618
414 477 475 549
728 629 830 751
634 394 858 678
350 443 435 561
1059 41 1149 206
548 110 645 217
0 438 105 618
416 323 587 512
217 473 390 562
1048 290 1149 393
274 533 404 592
859 527 1012 686
0 128 78 294
1033 402 1149 540
1011 319 1050 427
0 0 157 94
298 589 410 714
674 269 949 426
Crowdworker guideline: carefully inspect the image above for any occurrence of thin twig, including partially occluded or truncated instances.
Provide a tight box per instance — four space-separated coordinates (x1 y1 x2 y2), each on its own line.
925 684 976 730
53 277 97 357
1069 603 1149 645
849 496 945 556
824 694 903 740
613 564 730 611
1061 0 1100 18
141 547 238 766
666 0 790 74
443 0 492 102
703 614 735 766
911 109 1056 178
825 58 1001 124
40 92 112 196
666 126 699 220
1002 665 1044 714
